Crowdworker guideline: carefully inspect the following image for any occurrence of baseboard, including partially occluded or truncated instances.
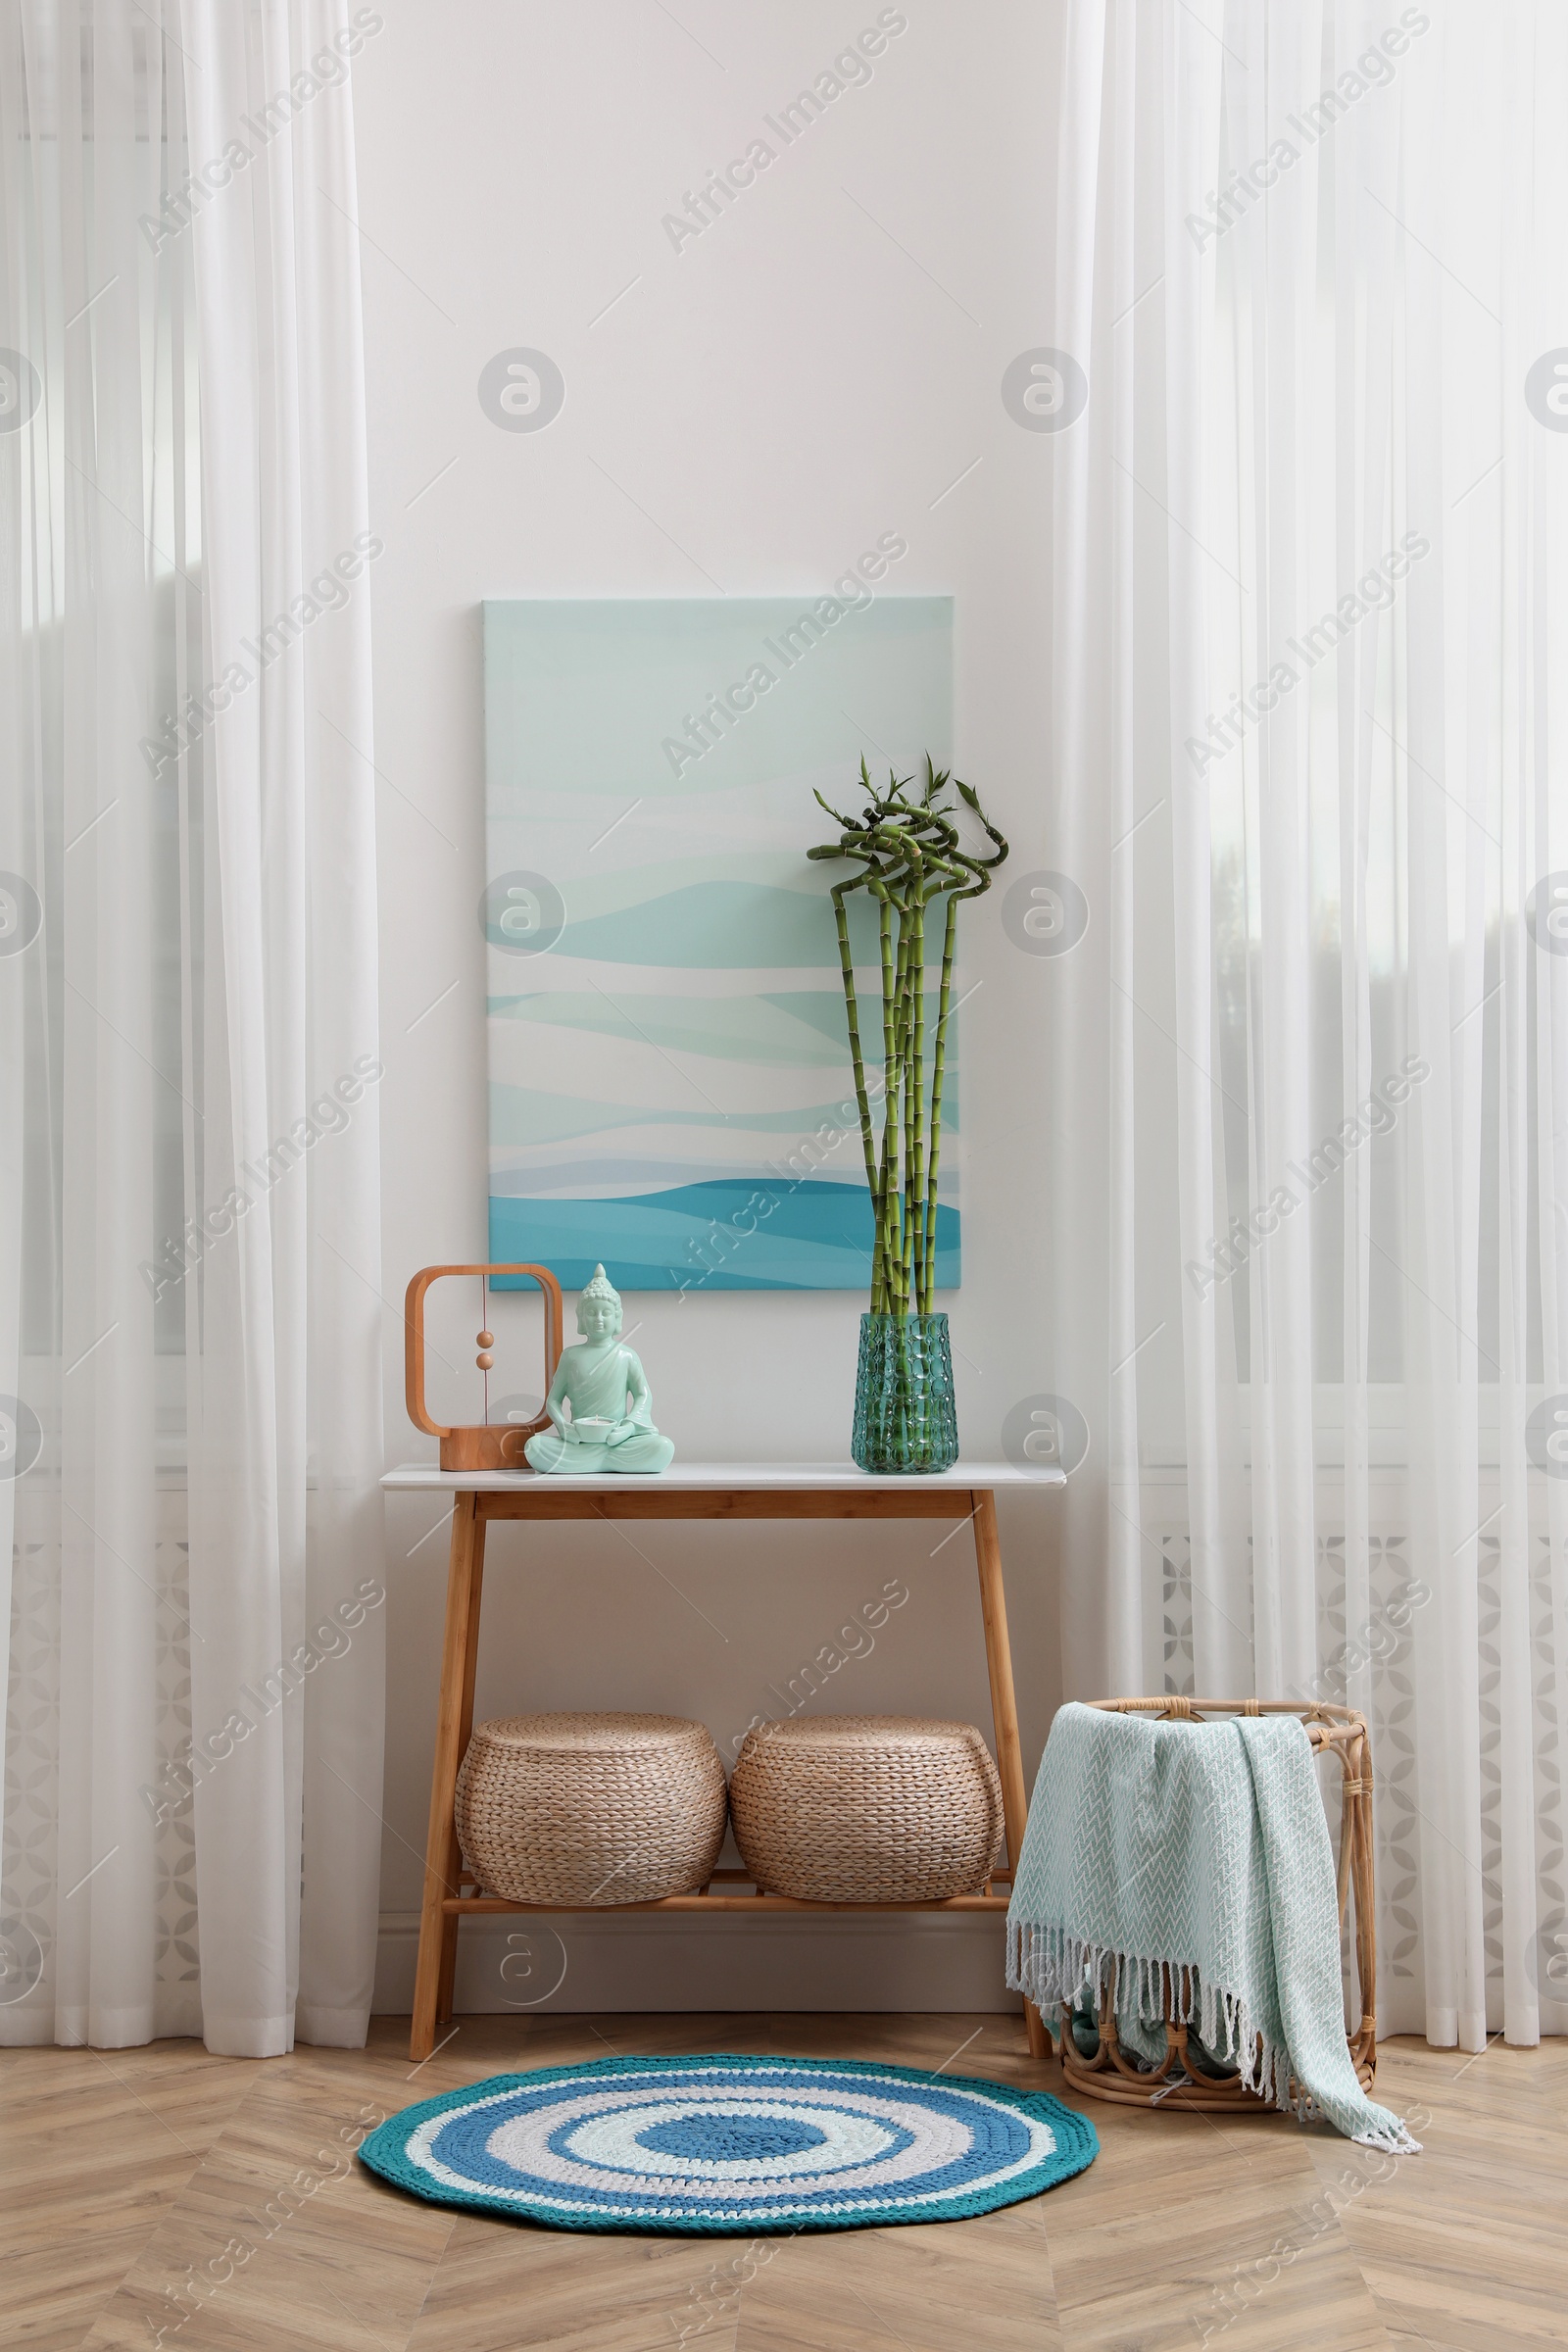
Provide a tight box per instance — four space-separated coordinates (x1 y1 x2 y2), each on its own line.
373 1909 1024 2015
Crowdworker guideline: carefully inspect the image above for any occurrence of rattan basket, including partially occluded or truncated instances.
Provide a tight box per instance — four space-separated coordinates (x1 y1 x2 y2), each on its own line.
729 1715 1006 1904
1057 1698 1378 2111
454 1713 727 1907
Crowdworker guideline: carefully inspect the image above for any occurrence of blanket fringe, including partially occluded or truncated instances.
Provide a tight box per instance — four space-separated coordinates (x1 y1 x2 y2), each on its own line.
1006 1920 1418 2154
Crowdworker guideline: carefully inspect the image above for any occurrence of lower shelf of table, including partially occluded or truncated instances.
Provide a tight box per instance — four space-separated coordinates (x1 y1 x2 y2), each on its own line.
445 1871 1014 1917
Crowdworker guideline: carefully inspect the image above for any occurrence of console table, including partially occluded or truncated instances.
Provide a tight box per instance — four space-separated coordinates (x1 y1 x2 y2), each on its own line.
381 1462 1063 2062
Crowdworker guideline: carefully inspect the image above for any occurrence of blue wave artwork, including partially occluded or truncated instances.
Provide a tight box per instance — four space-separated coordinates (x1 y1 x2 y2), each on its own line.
482 595 957 1292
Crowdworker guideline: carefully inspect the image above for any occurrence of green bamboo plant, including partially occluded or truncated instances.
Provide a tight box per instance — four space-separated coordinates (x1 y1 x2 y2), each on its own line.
808 757 1008 1318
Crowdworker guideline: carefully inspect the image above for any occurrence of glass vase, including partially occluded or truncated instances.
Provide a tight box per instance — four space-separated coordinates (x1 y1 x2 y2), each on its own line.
852 1311 957 1473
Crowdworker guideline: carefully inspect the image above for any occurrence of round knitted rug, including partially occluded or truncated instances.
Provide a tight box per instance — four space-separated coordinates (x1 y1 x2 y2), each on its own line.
358 2054 1098 2233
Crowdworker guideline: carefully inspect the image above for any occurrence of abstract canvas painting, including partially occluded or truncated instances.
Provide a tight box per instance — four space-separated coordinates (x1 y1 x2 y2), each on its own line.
482 592 956 1291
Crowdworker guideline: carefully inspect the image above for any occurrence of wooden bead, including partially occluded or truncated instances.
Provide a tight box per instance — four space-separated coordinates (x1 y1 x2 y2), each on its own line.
476 1350 495 1371
476 1329 494 1348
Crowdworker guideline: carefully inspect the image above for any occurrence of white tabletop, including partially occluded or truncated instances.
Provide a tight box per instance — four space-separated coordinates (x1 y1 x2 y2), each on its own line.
380 1460 1065 1494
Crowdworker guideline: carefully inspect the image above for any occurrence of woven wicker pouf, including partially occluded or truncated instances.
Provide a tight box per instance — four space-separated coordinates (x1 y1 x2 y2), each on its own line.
455 1713 727 1906
729 1715 1006 1904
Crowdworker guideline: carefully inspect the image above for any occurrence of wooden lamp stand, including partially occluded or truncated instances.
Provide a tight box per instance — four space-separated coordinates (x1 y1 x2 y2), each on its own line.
404 1261 564 1473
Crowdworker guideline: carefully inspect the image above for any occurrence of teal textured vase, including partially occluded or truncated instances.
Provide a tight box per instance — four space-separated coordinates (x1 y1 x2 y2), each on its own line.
852 1312 957 1473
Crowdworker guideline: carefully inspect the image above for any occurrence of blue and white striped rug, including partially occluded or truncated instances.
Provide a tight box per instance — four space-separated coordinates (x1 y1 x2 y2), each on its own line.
359 2053 1097 2233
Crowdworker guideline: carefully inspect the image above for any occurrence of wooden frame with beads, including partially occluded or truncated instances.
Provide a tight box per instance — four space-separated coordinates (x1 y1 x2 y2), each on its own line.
405 1262 565 1472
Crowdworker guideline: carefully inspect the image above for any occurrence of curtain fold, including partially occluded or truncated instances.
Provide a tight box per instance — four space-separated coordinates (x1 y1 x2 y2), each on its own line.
1048 0 1568 2050
0 0 383 2056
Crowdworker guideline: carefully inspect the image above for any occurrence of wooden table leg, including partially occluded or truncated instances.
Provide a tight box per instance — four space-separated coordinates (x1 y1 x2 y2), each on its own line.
972 1488 1052 2062
411 1490 486 2061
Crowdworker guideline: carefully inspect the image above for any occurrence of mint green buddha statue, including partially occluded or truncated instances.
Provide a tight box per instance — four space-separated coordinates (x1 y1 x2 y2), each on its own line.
524 1265 674 1475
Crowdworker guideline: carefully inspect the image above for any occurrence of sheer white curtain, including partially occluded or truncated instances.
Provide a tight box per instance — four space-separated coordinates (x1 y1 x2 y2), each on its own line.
1048 0 1568 2050
0 0 384 2054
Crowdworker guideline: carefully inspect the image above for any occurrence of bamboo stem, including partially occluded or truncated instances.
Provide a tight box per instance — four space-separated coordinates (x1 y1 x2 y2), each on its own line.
924 888 959 1301
876 889 904 1313
832 876 878 1194
907 892 927 1313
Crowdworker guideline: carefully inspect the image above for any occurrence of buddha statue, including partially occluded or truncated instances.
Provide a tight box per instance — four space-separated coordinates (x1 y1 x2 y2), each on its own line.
523 1265 674 1475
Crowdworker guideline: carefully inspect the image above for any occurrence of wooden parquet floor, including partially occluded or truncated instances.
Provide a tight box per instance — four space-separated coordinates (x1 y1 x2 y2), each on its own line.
1 2014 1562 2352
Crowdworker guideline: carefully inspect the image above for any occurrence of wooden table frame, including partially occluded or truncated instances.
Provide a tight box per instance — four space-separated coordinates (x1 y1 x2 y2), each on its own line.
400 1474 1054 2063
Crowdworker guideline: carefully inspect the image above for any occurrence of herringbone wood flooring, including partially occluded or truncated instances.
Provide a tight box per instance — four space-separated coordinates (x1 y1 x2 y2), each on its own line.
1 2015 1561 2351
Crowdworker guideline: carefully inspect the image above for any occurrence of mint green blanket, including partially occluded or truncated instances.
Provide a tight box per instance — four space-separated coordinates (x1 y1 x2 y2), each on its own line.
1006 1703 1418 2152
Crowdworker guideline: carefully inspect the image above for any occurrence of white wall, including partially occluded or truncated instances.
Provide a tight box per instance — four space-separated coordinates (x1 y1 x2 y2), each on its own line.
354 0 1067 2012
